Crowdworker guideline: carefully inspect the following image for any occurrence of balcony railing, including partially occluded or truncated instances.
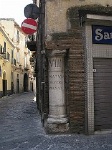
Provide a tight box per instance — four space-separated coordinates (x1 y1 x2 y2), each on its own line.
26 34 37 51
0 52 6 59
24 64 30 71
30 57 34 62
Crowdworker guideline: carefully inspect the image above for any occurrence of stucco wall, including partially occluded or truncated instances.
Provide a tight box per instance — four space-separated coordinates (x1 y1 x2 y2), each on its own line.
0 26 14 95
45 0 112 36
0 19 15 39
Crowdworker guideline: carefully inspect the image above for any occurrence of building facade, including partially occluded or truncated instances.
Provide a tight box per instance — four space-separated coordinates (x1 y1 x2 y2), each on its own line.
0 18 35 96
33 0 112 134
0 24 15 97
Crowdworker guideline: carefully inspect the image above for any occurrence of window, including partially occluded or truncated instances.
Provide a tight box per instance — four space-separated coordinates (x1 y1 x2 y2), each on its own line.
11 50 14 58
3 42 6 53
0 66 1 77
17 30 19 42
16 51 20 63
24 55 27 68
11 72 13 81
11 50 14 64
17 74 19 79
0 44 2 54
7 52 10 61
14 59 16 66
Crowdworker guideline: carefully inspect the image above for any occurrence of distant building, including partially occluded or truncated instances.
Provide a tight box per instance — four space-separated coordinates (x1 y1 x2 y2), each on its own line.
0 18 35 96
0 24 15 96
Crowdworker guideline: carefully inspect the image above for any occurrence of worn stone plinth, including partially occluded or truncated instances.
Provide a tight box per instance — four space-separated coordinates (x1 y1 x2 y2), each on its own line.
46 117 69 133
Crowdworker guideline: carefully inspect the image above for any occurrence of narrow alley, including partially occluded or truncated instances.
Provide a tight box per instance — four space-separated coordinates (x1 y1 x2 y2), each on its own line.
0 92 45 149
0 92 112 150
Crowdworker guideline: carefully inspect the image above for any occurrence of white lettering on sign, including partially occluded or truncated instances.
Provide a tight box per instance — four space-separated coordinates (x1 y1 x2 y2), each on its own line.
95 29 112 41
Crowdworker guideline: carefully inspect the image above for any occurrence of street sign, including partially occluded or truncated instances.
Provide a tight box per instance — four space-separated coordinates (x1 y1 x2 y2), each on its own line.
24 4 39 19
92 25 112 44
21 18 37 35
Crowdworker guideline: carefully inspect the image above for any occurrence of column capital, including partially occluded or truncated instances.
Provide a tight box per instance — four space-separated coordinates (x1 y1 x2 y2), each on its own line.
47 50 66 57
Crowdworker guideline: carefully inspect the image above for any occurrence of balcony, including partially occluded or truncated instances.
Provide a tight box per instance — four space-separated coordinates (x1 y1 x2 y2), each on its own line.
0 52 6 59
24 64 30 71
26 35 37 51
15 63 20 70
30 57 34 62
33 72 36 77
30 62 35 67
19 64 24 70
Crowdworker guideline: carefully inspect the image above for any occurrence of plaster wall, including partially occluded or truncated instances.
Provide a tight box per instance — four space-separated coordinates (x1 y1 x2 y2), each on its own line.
0 19 15 39
0 26 14 92
45 0 112 35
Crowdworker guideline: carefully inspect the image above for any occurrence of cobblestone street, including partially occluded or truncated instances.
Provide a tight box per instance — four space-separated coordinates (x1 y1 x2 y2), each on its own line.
0 92 112 150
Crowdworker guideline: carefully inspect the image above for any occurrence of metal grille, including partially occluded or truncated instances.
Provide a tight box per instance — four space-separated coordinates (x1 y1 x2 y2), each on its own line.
94 58 112 131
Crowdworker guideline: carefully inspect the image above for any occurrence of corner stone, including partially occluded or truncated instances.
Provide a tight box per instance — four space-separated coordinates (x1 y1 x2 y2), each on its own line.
45 118 69 133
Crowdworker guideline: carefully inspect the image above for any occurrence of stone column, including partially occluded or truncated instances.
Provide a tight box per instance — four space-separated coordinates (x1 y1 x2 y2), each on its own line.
46 50 69 133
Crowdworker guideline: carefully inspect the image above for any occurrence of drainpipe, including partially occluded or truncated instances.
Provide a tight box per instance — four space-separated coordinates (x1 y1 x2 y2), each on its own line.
40 0 45 125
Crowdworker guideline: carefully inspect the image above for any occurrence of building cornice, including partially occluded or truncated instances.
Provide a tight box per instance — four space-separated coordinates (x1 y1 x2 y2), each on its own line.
0 25 15 48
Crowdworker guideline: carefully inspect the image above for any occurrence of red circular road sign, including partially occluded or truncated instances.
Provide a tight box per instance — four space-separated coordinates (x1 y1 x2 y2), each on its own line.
21 18 37 35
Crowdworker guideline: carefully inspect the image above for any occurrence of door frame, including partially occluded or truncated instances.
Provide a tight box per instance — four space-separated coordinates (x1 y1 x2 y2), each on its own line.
84 16 112 134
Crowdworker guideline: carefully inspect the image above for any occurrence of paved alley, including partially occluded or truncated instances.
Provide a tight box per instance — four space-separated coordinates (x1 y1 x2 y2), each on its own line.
0 92 112 150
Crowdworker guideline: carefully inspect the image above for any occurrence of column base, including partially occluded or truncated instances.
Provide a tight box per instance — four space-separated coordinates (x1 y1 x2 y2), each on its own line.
45 117 69 133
